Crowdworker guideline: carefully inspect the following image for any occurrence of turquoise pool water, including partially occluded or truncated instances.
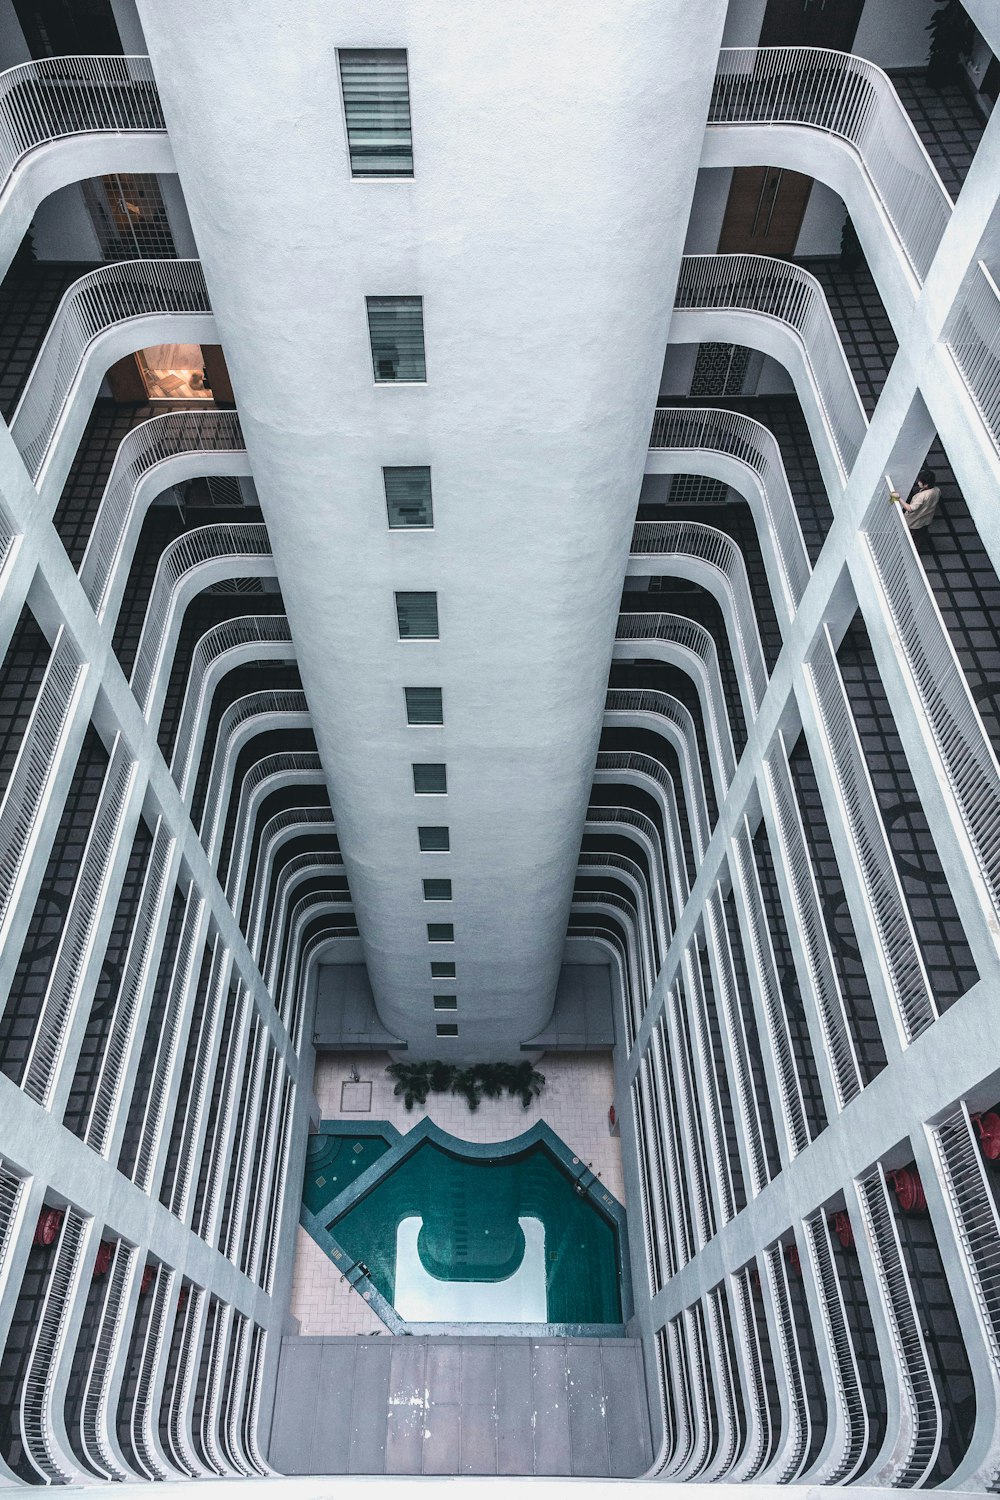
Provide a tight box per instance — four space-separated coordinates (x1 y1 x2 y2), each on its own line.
328 1139 622 1325
303 1132 391 1215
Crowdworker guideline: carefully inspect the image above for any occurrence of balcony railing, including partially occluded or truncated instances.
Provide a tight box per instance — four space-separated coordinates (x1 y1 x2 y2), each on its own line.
20 737 137 1107
605 687 712 855
0 628 84 947
710 48 951 281
931 1103 1000 1372
805 629 936 1041
79 1240 136 1482
80 410 246 620
20 1207 88 1483
632 520 769 718
866 493 1000 927
856 1165 941 1485
649 406 811 618
946 261 1000 464
595 750 690 920
0 55 163 196
215 748 319 897
228 794 328 920
802 1211 869 1483
171 614 293 801
761 1243 810 1481
616 611 735 794
10 259 211 485
128 522 272 717
676 255 867 480
762 737 863 1108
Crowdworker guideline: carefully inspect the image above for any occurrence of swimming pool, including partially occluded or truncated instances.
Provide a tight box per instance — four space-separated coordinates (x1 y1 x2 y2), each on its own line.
327 1134 624 1326
303 1130 393 1215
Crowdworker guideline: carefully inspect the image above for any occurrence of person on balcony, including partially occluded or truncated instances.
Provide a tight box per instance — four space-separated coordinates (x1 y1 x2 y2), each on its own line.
901 468 941 534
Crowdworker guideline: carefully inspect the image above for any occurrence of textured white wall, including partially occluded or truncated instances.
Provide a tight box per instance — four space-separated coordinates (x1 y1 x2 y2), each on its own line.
136 0 725 1057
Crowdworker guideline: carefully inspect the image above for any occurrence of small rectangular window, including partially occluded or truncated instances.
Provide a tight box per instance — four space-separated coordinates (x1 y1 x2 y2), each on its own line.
427 923 454 942
405 686 443 725
436 1022 458 1037
367 296 425 382
396 591 437 639
418 826 449 852
413 763 446 794
385 467 432 528
423 879 452 901
431 962 456 978
339 49 413 178
434 994 458 1010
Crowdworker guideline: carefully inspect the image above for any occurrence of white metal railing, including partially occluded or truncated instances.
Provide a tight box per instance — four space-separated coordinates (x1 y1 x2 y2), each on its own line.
194 987 250 1248
631 520 769 717
676 255 867 479
169 941 230 1222
728 1268 773 1480
856 1165 941 1485
616 611 736 794
662 997 714 1251
710 48 952 281
241 1326 270 1475
802 1211 869 1483
731 819 810 1157
578 853 657 990
586 804 674 947
202 711 310 871
680 942 737 1228
164 1286 208 1479
171 615 293 800
21 739 137 1106
763 736 863 1107
931 1103 1000 1368
128 522 272 716
606 687 713 854
761 1244 810 1482
868 490 1000 923
11 259 210 484
946 261 1000 460
131 886 205 1193
0 55 163 196
260 854 343 992
85 819 175 1155
258 1076 294 1295
80 410 245 619
233 797 329 929
20 1207 88 1483
805 629 937 1040
650 405 812 618
79 1240 136 1482
595 751 690 924
0 1160 24 1293
0 628 84 943
129 1264 175 1480
703 1286 742 1479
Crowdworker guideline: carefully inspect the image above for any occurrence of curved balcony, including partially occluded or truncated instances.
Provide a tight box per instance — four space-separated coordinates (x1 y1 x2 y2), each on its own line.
199 705 311 868
801 1210 869 1485
759 1243 812 1482
79 411 248 622
855 1165 942 1485
806 630 937 1043
0 626 85 984
259 853 344 993
585 804 672 951
170 615 293 800
222 761 326 908
577 853 658 988
0 57 169 277
648 406 811 620
605 688 711 858
10 259 214 500
127 522 274 719
17 738 138 1110
239 805 333 949
707 49 951 299
593 750 691 925
673 255 867 489
629 520 769 721
616 612 735 797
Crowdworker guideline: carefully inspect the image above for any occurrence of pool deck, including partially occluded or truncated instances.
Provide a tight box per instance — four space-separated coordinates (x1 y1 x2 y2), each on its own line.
290 1051 624 1338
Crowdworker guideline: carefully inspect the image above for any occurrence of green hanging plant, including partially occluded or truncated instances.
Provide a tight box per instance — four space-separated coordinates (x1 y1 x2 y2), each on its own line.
926 0 974 90
385 1059 547 1111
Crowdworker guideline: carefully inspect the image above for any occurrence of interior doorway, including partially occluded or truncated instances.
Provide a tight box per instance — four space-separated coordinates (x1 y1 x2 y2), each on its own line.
134 345 212 401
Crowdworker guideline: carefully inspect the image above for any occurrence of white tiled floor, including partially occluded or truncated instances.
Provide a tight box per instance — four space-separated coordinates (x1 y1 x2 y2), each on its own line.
289 1050 623 1337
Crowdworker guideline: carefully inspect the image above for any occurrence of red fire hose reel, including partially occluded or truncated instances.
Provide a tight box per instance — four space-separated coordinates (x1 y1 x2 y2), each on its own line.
32 1207 63 1247
92 1240 114 1279
971 1110 1000 1160
831 1210 855 1249
888 1165 927 1213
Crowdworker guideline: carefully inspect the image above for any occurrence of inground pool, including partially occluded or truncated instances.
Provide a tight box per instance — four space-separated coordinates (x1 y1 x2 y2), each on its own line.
328 1137 623 1326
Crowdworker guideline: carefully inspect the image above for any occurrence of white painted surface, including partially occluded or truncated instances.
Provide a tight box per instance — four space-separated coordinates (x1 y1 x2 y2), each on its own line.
854 0 935 68
795 180 847 257
0 0 29 69
30 182 102 261
136 0 726 1056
